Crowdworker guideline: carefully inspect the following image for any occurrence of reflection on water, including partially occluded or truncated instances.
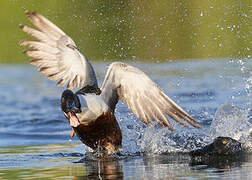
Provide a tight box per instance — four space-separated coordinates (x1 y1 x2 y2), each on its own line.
0 60 251 179
0 144 251 179
78 157 124 179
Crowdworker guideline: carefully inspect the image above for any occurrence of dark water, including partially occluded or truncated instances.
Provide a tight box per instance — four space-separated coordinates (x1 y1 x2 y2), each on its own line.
0 59 251 179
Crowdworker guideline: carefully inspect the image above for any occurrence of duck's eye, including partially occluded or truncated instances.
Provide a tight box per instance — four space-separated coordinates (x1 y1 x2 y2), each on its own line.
61 97 65 103
222 139 227 145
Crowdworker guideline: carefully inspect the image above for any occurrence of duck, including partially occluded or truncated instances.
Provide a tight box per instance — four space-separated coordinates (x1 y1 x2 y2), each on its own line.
20 11 200 155
190 136 243 156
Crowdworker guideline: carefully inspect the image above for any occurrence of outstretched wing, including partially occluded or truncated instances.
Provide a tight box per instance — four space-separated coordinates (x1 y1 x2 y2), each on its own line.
19 11 98 90
100 62 200 131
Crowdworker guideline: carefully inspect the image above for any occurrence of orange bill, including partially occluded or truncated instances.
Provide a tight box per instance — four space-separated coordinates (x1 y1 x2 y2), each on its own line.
70 129 75 138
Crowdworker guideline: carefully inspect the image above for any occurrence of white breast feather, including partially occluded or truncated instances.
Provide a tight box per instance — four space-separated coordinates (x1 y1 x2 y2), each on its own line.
84 94 109 116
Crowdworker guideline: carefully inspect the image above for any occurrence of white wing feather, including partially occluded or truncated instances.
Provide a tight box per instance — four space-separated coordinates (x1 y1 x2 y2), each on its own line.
20 11 97 89
100 62 200 131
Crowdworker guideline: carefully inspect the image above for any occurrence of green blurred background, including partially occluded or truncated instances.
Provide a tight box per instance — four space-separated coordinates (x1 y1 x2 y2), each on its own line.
0 0 250 63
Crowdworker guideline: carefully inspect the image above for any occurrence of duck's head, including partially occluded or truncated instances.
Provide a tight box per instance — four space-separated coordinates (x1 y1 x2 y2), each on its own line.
61 89 81 127
190 136 242 156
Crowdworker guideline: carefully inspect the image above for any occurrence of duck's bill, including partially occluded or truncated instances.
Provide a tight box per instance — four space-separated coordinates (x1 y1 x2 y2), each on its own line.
70 129 75 138
67 111 80 127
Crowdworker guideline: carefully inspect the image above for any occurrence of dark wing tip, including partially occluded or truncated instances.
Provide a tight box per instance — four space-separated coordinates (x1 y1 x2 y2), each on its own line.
167 125 174 132
22 50 29 54
187 115 201 128
193 122 201 128
19 24 25 29
19 40 25 46
25 10 37 18
24 10 29 14
29 59 38 64
25 10 36 15
39 66 49 73
57 79 64 86
189 117 201 128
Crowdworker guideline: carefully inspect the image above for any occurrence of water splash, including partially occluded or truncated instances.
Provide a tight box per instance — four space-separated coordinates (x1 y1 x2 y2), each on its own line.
210 104 252 152
119 102 252 154
138 124 212 154
116 106 208 155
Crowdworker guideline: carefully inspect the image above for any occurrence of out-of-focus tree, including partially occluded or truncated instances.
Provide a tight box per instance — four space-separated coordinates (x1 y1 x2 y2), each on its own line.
0 0 250 63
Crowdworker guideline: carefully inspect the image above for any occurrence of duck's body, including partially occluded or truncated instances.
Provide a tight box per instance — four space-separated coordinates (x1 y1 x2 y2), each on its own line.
76 109 122 154
72 93 122 154
20 11 200 155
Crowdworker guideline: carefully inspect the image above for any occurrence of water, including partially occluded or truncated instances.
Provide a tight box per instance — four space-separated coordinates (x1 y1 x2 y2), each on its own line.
0 59 251 179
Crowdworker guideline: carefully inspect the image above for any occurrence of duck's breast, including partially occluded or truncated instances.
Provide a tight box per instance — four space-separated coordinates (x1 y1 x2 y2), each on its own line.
77 94 109 121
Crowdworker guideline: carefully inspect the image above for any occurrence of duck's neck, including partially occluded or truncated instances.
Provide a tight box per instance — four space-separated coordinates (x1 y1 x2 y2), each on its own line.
75 85 101 95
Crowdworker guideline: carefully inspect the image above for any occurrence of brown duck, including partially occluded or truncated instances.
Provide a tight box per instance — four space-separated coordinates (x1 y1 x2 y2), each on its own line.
20 11 200 155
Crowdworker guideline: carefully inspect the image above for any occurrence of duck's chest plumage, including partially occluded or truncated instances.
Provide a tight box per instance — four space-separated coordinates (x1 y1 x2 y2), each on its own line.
75 110 122 153
74 94 122 154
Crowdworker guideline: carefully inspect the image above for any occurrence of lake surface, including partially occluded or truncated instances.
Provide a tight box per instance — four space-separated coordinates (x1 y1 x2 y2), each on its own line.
0 59 251 179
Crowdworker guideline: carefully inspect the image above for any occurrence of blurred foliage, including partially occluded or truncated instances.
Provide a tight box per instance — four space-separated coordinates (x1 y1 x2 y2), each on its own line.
0 0 250 63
